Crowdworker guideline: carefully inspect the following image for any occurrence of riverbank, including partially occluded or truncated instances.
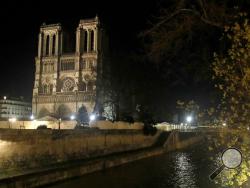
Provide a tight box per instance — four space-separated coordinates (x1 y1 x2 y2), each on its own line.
0 130 204 187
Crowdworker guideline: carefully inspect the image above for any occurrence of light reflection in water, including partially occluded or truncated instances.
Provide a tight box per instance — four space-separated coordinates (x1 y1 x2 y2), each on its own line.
173 153 197 188
48 144 221 188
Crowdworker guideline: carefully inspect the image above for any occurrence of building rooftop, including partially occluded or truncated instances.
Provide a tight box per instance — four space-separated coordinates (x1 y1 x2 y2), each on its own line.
79 16 99 24
0 96 31 103
40 23 61 29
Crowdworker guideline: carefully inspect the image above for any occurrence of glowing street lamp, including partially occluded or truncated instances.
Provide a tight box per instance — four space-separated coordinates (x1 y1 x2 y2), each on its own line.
58 118 62 130
30 114 34 120
90 114 96 121
70 115 75 120
186 116 192 123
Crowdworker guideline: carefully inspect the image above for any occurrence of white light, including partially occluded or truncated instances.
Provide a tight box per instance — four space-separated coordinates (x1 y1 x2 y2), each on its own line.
186 116 192 123
90 114 96 121
30 115 34 120
70 115 75 120
9 118 16 122
3 96 6 100
222 122 226 126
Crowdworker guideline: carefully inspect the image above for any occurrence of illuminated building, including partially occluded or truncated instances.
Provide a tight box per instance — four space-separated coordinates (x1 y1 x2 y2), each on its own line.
32 16 107 118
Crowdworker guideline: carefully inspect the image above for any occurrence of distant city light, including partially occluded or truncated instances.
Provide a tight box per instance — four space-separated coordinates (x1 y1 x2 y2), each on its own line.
90 114 96 121
30 115 34 120
222 122 227 126
186 116 192 123
70 115 75 120
3 96 6 100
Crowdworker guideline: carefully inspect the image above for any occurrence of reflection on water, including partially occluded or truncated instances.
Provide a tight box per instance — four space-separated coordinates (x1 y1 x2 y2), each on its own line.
48 143 222 188
173 153 197 187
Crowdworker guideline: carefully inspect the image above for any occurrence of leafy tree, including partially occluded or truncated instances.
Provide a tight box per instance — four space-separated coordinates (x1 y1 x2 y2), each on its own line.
212 14 250 129
140 0 249 120
208 14 250 187
77 105 89 124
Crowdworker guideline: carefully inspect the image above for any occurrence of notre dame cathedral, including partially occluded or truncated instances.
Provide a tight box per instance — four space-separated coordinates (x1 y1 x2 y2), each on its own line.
32 16 106 118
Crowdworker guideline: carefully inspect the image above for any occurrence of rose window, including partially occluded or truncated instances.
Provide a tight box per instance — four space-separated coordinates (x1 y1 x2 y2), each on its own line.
62 78 75 92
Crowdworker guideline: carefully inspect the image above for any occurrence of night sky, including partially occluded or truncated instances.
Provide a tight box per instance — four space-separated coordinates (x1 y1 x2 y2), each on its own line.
0 0 159 101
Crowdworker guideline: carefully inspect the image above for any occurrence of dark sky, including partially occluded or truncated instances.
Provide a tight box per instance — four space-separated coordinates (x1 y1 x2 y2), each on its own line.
0 0 159 101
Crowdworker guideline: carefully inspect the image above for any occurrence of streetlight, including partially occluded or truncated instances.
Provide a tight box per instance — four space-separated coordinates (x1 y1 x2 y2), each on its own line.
58 118 61 130
3 96 6 100
30 114 34 120
186 116 192 123
70 115 75 120
90 114 96 121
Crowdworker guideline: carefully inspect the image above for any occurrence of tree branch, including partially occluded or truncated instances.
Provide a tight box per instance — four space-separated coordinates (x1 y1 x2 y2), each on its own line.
142 8 223 36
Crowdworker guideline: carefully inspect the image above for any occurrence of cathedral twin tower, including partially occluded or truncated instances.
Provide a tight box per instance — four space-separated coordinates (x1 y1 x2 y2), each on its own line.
32 16 104 118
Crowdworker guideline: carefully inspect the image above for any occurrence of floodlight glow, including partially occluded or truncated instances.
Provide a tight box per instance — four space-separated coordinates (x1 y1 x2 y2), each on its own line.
222 122 227 126
186 116 192 123
70 115 75 120
9 118 16 122
3 96 6 100
90 114 96 121
30 115 34 120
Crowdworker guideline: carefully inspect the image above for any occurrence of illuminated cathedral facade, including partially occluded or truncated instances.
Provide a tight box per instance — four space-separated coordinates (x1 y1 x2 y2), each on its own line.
32 16 105 118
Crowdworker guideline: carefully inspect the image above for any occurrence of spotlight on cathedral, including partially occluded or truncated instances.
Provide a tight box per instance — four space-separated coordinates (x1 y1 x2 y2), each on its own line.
90 114 96 121
70 115 75 120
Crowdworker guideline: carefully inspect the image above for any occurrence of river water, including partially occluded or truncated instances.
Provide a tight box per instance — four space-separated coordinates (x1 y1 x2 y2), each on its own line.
48 142 226 188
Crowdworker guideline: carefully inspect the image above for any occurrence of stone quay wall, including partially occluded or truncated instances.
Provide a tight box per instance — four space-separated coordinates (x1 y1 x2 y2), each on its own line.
0 130 205 188
0 120 144 130
0 129 160 173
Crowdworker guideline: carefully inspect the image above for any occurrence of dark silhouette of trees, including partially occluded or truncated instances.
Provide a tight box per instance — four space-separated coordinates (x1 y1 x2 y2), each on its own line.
139 0 250 122
77 105 89 124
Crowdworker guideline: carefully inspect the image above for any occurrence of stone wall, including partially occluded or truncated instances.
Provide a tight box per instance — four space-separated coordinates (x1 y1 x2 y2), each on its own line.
0 120 76 129
0 129 160 174
0 120 144 130
0 130 205 188
90 121 143 130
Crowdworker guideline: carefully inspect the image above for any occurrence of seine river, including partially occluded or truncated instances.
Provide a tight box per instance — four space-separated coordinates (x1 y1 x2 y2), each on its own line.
48 142 226 188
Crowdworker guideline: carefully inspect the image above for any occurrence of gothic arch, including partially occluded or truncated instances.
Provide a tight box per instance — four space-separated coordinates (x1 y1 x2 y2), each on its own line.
90 30 94 51
79 81 87 91
46 35 50 55
84 30 88 52
52 35 56 55
87 81 95 91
